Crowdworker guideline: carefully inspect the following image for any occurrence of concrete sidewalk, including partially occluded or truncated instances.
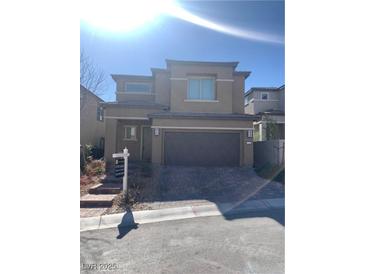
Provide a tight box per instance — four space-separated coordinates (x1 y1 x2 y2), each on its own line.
80 198 284 232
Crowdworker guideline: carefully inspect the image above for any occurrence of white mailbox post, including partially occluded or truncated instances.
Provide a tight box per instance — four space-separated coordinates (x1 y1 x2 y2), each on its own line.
112 147 130 192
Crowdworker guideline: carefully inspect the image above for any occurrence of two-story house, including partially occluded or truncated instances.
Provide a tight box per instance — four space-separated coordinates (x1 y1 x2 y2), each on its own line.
101 59 258 170
80 85 105 150
244 85 285 141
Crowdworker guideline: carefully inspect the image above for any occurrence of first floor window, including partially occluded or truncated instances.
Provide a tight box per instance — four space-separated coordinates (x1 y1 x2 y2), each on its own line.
188 78 215 100
124 126 137 140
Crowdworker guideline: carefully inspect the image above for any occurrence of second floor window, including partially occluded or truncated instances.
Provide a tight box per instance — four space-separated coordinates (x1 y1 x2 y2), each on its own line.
125 82 152 93
188 78 215 100
261 93 269 100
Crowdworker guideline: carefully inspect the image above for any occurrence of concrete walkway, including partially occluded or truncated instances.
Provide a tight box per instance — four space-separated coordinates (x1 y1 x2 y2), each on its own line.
80 198 284 232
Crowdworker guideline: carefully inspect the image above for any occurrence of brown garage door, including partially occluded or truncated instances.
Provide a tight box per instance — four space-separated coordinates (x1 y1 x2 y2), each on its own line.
164 132 240 167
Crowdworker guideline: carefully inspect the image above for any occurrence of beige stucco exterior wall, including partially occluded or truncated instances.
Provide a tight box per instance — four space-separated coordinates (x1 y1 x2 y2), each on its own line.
104 118 117 169
80 92 105 147
152 118 253 129
242 131 254 166
232 75 245 114
154 71 170 106
116 93 155 102
104 105 160 118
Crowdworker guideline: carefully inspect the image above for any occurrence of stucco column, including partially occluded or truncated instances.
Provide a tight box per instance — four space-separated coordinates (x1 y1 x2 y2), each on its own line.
242 130 254 167
151 128 163 165
104 118 118 171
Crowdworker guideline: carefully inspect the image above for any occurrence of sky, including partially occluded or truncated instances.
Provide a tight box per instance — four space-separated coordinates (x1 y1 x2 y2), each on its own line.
80 0 284 101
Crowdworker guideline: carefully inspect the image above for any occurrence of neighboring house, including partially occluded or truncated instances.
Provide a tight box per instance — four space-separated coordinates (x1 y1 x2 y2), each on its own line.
80 85 105 150
244 85 285 141
101 59 259 170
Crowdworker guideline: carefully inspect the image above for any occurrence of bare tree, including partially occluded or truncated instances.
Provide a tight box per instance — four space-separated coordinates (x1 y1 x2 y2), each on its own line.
80 50 107 110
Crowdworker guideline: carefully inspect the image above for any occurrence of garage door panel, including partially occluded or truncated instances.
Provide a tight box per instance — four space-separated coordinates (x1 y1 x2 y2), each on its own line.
164 132 240 166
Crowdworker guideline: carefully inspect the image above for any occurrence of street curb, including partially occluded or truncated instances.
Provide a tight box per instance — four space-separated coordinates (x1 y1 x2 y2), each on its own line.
80 198 284 232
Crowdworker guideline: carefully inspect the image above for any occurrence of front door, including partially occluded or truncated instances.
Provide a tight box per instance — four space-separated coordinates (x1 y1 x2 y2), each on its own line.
142 127 152 161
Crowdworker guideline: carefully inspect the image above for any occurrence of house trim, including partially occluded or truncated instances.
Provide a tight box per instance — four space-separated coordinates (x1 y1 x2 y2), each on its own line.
151 126 253 130
115 92 155 95
104 116 149 120
184 99 219 103
170 78 234 82
216 79 234 82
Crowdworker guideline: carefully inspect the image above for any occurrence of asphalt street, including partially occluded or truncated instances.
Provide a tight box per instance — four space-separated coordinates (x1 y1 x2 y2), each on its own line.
81 209 284 274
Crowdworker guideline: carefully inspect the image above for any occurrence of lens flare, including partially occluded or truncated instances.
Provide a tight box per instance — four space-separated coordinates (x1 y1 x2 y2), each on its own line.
80 0 284 44
166 5 284 45
80 0 176 32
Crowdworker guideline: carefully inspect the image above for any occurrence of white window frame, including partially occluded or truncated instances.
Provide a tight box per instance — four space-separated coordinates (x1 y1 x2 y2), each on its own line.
124 82 152 94
187 76 216 101
96 106 104 121
247 130 253 138
124 125 137 141
261 92 269 100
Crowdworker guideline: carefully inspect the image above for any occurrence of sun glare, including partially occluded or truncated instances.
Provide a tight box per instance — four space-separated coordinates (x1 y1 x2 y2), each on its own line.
81 0 283 44
81 0 176 32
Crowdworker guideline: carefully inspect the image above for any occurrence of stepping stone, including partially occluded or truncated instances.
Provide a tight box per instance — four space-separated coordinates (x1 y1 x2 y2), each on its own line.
80 194 117 207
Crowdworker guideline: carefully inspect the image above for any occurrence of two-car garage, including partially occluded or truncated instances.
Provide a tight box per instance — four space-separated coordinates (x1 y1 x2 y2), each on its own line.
164 131 241 167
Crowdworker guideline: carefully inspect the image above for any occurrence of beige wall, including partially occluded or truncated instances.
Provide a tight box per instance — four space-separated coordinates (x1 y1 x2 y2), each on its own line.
232 75 245 114
116 93 155 102
152 118 253 129
104 118 117 169
154 70 170 106
104 105 159 118
80 91 105 147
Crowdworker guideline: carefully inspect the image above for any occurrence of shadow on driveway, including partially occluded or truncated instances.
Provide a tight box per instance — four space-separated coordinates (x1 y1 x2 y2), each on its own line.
120 164 285 222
